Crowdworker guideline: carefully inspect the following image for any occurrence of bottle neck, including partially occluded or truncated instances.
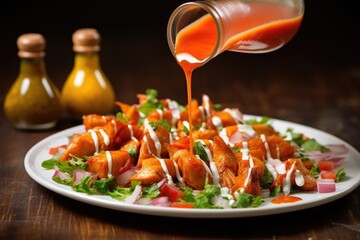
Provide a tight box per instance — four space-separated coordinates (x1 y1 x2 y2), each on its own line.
74 52 101 69
19 58 47 75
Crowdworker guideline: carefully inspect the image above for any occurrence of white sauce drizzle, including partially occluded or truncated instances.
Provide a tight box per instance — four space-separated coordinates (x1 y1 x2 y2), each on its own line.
283 162 296 195
157 157 173 185
106 151 112 177
88 129 99 154
111 119 118 133
99 129 110 146
101 115 107 123
241 141 249 160
182 121 190 133
221 187 235 206
211 116 223 131
196 140 220 186
166 99 181 127
261 134 286 174
156 109 163 119
295 169 305 187
219 128 230 146
237 124 256 136
224 108 243 124
145 123 161 157
198 106 206 122
169 132 174 144
202 94 211 119
172 159 184 184
127 125 138 142
243 155 255 190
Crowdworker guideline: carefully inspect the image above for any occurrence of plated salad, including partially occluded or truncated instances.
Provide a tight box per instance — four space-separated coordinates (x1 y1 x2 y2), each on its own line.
42 89 348 209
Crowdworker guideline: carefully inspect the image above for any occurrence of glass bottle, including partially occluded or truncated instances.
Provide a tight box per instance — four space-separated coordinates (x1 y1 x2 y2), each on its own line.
167 0 305 69
61 28 116 117
3 33 62 130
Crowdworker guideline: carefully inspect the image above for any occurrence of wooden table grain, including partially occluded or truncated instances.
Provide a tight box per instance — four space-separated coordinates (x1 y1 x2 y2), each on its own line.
1 1 359 239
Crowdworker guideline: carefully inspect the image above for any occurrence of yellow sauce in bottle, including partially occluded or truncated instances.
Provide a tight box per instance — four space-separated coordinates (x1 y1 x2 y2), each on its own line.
61 28 115 117
3 33 62 130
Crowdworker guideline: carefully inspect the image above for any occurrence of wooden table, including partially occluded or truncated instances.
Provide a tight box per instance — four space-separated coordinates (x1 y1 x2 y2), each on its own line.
1 1 359 239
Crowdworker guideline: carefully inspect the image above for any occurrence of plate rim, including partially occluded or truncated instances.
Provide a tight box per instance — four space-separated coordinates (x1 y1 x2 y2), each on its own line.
24 115 360 218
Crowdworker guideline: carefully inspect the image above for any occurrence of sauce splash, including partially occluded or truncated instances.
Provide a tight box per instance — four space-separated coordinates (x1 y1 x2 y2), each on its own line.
271 195 302 204
174 1 303 154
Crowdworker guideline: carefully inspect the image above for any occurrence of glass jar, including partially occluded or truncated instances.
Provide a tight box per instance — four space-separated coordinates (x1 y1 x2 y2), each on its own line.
167 0 305 69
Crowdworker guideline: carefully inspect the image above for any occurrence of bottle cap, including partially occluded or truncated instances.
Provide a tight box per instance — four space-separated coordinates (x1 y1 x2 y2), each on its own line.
72 28 101 52
17 33 46 58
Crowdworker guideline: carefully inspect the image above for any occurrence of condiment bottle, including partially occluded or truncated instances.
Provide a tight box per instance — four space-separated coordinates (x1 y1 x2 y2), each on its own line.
3 33 62 130
166 0 304 154
167 0 304 69
61 28 115 117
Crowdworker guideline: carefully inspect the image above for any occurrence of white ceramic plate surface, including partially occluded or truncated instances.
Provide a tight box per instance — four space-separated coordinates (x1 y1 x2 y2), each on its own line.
24 116 360 218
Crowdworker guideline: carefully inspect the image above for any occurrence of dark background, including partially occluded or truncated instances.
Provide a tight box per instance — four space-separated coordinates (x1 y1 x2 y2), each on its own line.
1 1 360 239
0 0 359 135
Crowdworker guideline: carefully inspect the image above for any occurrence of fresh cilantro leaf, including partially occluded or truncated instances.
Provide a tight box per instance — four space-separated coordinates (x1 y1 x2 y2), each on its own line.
68 155 87 170
260 166 274 189
232 192 263 208
194 141 209 161
285 128 305 146
149 120 171 132
41 158 57 169
72 176 94 194
53 176 73 186
92 177 115 194
245 116 270 125
310 164 320 179
127 145 138 158
183 184 222 209
301 139 329 152
336 168 346 182
213 103 222 111
141 183 160 199
116 112 131 123
138 89 164 116
109 186 133 201
270 185 281 197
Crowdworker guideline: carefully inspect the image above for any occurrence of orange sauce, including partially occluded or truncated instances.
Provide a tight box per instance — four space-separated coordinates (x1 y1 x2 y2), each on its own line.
271 195 302 204
175 2 303 155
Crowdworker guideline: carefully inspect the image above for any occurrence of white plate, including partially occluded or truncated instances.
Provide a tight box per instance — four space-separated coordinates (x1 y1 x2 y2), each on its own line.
24 115 360 218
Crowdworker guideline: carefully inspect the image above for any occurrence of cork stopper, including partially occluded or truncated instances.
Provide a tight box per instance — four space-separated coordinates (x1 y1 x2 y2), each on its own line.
17 33 46 58
72 28 101 52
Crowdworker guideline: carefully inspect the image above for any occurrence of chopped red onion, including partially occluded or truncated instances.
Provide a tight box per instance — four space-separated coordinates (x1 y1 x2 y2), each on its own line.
151 196 171 207
125 185 142 204
73 170 95 185
115 167 137 186
52 167 71 180
317 179 336 193
326 144 348 155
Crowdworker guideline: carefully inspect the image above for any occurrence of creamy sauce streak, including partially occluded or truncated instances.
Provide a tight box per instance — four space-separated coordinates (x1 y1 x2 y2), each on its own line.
88 129 99 154
145 123 161 157
196 140 220 186
99 129 110 146
106 151 112 177
157 157 173 185
127 125 138 142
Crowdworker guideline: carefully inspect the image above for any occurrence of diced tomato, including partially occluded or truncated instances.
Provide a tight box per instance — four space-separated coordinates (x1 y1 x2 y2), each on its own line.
170 202 194 208
318 161 334 172
160 183 185 202
321 171 337 180
48 144 67 155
